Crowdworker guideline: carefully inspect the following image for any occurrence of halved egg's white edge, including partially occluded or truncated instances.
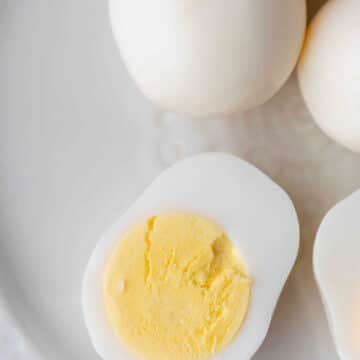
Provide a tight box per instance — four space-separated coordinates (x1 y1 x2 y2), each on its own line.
82 152 299 360
314 189 360 360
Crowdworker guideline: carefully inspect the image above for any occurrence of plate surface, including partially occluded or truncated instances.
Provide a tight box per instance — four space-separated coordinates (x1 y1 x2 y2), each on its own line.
0 1 359 359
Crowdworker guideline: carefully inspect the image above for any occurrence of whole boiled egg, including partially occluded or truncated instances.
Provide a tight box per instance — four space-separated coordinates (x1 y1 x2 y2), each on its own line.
109 0 306 117
314 190 360 360
83 153 299 360
298 0 360 153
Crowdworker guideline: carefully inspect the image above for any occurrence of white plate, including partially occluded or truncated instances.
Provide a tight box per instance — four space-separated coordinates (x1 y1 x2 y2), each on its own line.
0 1 358 359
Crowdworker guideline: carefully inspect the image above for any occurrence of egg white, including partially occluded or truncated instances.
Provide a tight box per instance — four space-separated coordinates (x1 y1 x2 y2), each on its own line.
109 0 306 117
314 190 360 360
82 153 299 360
298 0 360 153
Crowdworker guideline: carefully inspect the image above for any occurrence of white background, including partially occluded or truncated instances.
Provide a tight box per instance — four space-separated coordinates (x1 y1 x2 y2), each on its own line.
0 1 358 359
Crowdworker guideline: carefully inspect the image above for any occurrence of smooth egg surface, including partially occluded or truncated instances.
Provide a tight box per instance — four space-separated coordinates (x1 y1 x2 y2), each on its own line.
298 0 360 153
109 0 306 117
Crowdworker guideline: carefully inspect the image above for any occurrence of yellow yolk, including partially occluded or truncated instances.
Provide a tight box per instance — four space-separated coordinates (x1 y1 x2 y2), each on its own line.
103 213 251 360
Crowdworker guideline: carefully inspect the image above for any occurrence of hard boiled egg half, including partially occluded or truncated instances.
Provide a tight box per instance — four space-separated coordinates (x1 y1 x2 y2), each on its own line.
314 190 360 359
109 0 306 117
83 153 299 360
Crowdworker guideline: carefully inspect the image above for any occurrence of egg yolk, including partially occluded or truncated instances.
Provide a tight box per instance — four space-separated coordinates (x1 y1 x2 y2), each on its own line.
103 213 251 360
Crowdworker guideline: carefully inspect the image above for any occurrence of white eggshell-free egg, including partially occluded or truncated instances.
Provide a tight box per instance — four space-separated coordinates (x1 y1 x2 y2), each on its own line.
83 153 299 360
298 0 360 153
314 190 360 360
109 0 306 117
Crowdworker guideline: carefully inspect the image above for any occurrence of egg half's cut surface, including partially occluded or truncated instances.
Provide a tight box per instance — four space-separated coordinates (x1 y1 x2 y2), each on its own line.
314 190 360 360
109 0 306 117
104 212 251 360
298 0 360 153
82 153 299 360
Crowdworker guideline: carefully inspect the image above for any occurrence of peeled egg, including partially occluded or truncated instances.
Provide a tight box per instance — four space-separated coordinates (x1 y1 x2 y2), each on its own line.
83 153 299 360
298 0 360 153
314 190 360 359
109 0 306 117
